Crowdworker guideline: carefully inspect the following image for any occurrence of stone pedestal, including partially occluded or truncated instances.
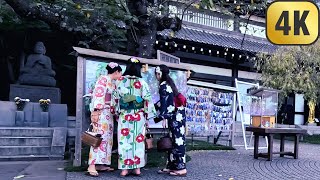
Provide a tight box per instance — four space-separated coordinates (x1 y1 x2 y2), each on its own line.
15 111 25 126
40 112 49 127
9 84 61 104
0 101 15 126
307 122 317 126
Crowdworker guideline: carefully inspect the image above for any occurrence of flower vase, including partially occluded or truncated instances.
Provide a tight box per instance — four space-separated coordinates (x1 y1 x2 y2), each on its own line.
15 111 25 126
40 111 49 127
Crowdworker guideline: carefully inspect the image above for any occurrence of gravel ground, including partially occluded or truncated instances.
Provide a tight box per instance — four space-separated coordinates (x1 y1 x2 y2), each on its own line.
67 137 320 180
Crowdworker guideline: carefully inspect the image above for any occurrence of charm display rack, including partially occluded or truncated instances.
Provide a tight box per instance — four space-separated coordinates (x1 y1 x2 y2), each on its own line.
186 80 237 147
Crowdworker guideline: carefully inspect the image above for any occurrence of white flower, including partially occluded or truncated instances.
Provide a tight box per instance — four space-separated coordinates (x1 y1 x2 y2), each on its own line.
25 99 30 102
155 66 161 74
120 87 129 94
14 97 20 101
180 126 185 135
175 137 184 146
167 105 175 113
176 113 183 122
166 85 173 93
177 106 185 111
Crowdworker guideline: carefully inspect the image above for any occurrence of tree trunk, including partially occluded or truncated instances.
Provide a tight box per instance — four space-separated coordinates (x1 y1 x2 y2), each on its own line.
138 17 157 58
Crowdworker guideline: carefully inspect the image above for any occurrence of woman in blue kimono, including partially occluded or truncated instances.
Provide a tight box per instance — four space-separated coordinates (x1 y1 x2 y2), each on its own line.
155 65 187 176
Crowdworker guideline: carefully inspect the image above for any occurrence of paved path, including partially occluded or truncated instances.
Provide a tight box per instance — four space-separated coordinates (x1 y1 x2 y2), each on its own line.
67 137 320 180
1 161 66 180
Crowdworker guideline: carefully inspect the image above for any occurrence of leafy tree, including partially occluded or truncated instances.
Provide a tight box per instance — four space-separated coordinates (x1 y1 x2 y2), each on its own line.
2 0 270 57
255 41 320 124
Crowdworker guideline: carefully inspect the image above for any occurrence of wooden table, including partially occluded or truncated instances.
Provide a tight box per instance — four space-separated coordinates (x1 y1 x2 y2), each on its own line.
246 127 307 161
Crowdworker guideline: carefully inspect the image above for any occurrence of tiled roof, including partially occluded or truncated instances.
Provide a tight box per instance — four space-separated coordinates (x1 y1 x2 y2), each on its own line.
158 27 278 53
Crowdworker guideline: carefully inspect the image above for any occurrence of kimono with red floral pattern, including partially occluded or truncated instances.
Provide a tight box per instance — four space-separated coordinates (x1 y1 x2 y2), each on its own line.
112 76 156 169
88 75 114 165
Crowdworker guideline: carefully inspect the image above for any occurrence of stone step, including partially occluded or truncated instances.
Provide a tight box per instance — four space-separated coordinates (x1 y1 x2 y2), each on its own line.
0 127 53 137
68 116 76 121
0 155 63 161
0 146 51 156
0 137 52 146
67 116 76 128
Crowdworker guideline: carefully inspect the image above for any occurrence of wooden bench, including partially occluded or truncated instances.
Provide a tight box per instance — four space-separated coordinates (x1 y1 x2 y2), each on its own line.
246 127 307 161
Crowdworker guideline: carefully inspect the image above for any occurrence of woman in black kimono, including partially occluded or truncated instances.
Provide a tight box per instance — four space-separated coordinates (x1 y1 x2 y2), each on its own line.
155 65 187 176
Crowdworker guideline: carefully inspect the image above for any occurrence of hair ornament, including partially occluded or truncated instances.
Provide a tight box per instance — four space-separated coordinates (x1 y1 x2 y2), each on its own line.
155 66 162 78
108 62 119 69
130 57 140 63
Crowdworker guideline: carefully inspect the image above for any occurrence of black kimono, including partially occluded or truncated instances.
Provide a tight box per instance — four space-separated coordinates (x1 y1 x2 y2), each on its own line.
157 81 186 170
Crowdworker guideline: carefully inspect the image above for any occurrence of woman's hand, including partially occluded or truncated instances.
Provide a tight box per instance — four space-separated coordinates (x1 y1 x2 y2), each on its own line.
91 111 101 123
162 119 167 128
92 123 99 133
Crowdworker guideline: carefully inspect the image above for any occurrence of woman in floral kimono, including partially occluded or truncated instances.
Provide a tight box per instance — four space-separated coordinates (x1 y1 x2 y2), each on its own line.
112 57 156 177
155 65 187 176
87 62 122 177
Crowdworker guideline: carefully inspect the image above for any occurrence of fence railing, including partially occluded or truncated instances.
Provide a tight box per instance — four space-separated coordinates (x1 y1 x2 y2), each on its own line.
168 3 266 38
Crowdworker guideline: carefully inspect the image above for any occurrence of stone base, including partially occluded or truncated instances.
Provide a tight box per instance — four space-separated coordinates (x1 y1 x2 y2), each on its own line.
307 122 317 126
9 84 61 104
0 101 67 127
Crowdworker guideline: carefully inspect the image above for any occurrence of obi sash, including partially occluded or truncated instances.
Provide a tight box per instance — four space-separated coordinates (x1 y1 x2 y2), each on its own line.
120 95 144 110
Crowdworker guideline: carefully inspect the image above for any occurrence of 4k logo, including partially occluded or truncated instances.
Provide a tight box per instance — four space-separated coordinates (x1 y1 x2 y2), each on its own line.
267 0 319 45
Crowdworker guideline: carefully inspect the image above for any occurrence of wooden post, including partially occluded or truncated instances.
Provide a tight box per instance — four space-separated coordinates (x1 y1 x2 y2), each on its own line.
230 93 236 147
254 134 259 159
73 56 85 166
191 133 194 147
280 134 285 157
294 134 299 159
267 134 274 161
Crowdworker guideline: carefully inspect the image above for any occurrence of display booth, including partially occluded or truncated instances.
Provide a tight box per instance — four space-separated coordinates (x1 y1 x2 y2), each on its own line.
186 80 237 147
249 88 280 128
73 47 190 166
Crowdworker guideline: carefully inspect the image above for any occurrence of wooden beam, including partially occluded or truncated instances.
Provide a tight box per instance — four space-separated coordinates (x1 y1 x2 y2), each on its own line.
73 47 191 71
73 56 85 166
188 80 238 92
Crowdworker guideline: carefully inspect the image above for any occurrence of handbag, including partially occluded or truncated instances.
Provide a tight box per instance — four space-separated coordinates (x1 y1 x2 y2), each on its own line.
81 124 102 148
157 128 173 152
145 128 153 150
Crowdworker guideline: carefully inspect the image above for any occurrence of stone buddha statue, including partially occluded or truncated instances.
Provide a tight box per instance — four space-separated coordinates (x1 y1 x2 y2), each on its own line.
18 42 56 87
